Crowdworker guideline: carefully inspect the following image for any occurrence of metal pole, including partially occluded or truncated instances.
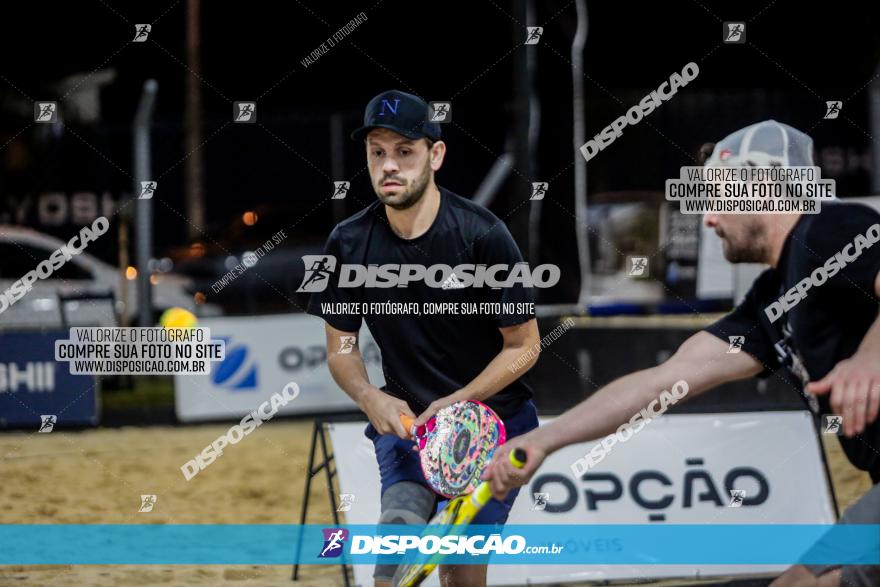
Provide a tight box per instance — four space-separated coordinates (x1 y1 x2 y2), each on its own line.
330 113 346 226
572 0 591 306
525 0 543 265
510 0 533 253
870 60 880 193
134 79 158 327
317 423 351 587
473 144 514 208
185 0 205 237
292 421 319 580
118 217 130 327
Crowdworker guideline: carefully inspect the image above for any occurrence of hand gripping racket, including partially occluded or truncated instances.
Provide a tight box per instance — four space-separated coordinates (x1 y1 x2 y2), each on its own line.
391 448 528 587
399 400 506 498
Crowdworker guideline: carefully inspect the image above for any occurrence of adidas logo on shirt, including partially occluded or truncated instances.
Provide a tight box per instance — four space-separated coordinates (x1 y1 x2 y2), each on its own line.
441 273 465 290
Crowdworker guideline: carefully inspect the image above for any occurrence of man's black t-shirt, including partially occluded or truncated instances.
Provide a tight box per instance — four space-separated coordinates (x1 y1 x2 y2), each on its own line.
307 187 535 419
705 203 880 477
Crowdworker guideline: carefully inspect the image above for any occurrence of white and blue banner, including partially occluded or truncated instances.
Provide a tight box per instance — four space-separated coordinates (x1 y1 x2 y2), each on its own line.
0 330 98 428
174 313 383 421
329 411 836 585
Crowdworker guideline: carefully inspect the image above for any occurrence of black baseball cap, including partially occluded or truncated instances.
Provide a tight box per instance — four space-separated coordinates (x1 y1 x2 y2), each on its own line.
351 89 442 142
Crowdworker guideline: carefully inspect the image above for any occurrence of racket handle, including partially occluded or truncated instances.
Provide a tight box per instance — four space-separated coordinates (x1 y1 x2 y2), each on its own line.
472 448 529 507
399 414 415 436
509 447 528 469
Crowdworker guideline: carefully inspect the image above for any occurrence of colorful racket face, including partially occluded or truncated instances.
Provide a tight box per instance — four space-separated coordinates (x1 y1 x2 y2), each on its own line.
407 400 506 498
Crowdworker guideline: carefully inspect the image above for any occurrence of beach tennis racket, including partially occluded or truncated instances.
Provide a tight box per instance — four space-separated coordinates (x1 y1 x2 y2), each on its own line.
391 448 528 587
399 400 506 498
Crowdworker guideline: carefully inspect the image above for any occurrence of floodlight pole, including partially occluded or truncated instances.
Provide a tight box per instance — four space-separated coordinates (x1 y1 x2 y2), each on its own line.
572 0 591 306
134 79 158 327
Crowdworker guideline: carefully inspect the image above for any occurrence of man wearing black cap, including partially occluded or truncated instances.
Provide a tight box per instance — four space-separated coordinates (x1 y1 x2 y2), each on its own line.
308 89 542 586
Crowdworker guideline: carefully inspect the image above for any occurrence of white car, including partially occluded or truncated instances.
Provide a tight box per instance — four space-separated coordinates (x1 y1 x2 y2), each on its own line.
0 226 218 329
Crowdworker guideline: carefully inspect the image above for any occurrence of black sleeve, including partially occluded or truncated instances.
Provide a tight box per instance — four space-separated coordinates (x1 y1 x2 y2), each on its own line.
474 220 536 327
703 270 781 375
305 226 363 332
806 203 880 302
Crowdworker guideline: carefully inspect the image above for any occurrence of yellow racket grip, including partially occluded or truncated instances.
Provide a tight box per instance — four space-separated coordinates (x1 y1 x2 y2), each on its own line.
472 447 529 506
509 447 528 468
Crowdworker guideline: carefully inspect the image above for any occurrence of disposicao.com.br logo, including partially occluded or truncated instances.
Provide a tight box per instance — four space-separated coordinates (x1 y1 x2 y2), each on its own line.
297 255 560 292
328 532 563 556
319 528 349 558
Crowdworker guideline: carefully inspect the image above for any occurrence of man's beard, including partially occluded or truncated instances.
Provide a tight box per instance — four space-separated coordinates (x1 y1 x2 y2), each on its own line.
721 221 767 263
375 161 431 210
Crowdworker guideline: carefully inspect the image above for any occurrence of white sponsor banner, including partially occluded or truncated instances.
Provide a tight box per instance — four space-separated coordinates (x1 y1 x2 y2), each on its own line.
329 411 835 586
174 313 383 421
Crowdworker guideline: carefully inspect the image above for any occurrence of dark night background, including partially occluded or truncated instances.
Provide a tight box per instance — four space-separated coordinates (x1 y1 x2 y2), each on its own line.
1 0 878 307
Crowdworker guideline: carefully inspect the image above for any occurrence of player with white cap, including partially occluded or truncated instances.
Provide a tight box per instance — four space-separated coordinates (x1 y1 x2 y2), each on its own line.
487 120 880 586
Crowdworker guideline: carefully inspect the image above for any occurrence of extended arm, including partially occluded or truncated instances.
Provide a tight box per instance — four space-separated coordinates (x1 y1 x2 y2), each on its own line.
486 330 764 497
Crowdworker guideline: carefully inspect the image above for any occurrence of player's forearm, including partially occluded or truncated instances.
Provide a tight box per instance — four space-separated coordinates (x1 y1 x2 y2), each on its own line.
527 331 758 454
452 341 538 403
529 365 686 454
326 352 378 408
855 311 880 357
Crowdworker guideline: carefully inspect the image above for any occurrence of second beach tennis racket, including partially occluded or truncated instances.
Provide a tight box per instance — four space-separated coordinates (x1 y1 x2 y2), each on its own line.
391 448 528 587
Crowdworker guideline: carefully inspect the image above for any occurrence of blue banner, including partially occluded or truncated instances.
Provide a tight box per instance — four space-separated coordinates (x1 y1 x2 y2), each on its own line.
2 524 878 565
0 331 97 428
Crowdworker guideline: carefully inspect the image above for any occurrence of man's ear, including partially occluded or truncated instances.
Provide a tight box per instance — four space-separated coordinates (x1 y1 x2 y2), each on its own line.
698 142 715 165
430 140 446 171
